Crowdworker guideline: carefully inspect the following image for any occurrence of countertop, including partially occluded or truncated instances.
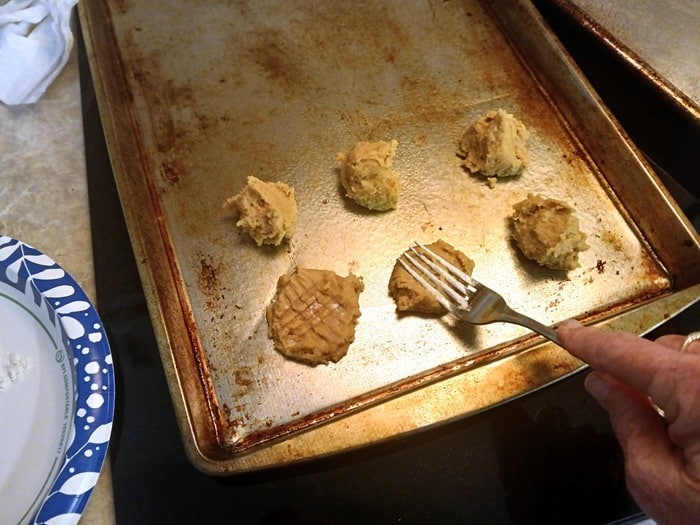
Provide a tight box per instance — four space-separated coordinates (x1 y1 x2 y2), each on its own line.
0 34 116 525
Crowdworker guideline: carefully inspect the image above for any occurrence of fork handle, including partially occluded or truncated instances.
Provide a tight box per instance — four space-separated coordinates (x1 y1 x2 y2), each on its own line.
498 309 563 347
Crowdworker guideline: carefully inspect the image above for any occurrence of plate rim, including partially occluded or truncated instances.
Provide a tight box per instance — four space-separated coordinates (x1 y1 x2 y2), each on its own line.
0 235 115 525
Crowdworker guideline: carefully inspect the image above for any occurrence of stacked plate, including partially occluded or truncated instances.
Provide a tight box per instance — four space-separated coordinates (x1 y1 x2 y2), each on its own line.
0 236 114 525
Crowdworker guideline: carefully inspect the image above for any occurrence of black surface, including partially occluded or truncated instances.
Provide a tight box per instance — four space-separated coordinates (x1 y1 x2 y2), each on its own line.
78 6 699 524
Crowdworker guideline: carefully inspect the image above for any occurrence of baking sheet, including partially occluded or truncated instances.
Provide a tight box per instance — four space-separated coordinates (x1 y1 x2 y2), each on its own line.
549 0 700 115
79 0 700 473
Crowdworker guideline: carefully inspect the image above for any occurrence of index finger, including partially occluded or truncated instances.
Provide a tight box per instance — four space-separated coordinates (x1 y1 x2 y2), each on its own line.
556 320 676 398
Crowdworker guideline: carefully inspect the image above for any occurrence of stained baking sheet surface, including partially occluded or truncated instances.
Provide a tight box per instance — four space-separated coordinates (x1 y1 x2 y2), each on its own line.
80 0 693 469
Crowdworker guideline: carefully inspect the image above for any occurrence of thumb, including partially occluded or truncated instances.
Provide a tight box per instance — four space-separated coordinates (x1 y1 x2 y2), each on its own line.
584 372 682 511
584 372 670 455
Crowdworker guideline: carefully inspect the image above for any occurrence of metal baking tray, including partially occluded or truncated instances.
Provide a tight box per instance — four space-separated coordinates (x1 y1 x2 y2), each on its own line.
79 0 700 474
544 0 699 117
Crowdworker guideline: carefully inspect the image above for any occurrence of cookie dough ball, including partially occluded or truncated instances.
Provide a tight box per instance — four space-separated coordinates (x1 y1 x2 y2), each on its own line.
337 140 400 211
266 268 364 365
389 239 475 314
510 193 588 270
223 176 297 246
458 109 529 187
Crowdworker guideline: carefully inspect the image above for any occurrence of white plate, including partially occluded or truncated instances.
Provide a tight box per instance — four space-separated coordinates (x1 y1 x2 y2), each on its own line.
0 236 114 525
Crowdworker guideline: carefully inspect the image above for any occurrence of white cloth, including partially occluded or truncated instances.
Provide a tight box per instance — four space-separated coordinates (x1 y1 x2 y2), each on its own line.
0 0 77 105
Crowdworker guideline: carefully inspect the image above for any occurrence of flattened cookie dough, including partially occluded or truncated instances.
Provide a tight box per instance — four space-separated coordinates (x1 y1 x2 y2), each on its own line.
510 193 588 270
266 268 364 365
337 139 400 211
223 176 297 246
389 239 475 314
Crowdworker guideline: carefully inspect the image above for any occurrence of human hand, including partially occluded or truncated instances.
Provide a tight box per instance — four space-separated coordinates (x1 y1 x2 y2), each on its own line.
556 320 700 525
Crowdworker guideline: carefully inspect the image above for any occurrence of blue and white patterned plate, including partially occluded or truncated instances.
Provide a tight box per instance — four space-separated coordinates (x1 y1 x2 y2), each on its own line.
0 236 115 525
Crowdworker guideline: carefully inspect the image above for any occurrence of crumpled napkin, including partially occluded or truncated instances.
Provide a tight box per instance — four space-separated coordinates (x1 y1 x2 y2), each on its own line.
0 0 78 106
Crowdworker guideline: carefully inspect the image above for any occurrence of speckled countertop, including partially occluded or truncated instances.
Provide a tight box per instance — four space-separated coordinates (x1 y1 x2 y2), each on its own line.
0 39 116 525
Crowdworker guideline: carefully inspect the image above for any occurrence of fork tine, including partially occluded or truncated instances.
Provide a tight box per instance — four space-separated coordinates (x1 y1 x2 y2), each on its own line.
399 243 564 346
399 243 474 311
404 251 469 306
399 253 455 312
413 242 479 289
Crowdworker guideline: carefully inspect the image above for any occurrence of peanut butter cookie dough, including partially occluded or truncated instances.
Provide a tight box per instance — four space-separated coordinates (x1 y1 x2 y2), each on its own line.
458 109 529 188
337 139 400 211
223 176 297 246
510 193 588 270
266 268 364 366
389 239 475 314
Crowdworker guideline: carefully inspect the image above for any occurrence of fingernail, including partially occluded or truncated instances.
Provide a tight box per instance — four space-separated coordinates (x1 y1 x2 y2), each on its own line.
558 319 584 331
584 372 610 402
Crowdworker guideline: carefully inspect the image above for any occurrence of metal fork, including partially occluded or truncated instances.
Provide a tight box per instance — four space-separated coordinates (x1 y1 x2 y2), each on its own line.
399 243 562 346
